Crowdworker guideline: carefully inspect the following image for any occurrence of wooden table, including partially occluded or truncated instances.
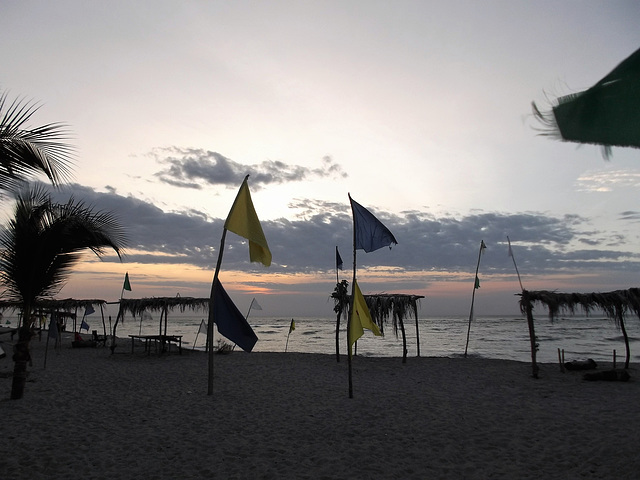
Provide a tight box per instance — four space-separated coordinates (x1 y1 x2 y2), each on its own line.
128 334 183 355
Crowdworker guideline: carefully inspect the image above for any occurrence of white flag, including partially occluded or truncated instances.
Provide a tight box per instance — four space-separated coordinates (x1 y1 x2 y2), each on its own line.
250 298 263 311
198 319 208 334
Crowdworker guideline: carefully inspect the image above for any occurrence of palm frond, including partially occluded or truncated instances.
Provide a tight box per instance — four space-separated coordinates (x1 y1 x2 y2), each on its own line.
0 91 75 192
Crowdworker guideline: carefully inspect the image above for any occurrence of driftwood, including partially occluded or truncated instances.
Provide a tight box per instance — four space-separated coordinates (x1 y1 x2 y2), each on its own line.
584 369 630 382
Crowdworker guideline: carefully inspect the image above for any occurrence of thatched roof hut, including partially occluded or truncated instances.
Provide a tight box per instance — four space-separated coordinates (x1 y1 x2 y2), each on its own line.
116 296 209 336
0 298 108 334
519 288 640 377
363 293 424 363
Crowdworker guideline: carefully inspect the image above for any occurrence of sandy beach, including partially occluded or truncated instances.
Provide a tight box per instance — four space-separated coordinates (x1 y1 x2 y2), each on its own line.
1 334 640 479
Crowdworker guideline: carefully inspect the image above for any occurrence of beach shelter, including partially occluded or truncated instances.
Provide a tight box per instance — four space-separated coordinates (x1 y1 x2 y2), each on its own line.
363 293 423 363
0 298 108 338
117 296 209 335
519 288 640 378
533 47 640 158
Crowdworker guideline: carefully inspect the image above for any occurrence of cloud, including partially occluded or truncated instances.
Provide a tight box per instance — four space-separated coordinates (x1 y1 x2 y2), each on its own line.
151 147 347 189
35 183 640 280
576 169 640 193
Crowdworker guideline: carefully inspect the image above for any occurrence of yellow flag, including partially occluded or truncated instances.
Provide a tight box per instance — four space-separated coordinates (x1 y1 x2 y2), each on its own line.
224 176 272 267
349 280 381 352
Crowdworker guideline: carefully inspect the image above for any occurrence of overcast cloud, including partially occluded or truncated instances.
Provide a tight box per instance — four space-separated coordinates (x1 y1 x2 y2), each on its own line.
35 182 639 280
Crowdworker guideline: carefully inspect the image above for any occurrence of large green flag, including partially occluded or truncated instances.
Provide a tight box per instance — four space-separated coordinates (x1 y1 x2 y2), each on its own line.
534 47 640 157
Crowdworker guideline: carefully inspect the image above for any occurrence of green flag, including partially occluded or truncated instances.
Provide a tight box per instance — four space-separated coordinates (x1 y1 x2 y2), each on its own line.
123 272 132 291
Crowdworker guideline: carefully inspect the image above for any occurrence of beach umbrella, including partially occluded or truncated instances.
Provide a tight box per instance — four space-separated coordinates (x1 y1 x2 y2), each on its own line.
533 47 640 158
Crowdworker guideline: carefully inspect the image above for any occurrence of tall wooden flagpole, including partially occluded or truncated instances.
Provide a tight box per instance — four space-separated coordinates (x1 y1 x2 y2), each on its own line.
207 174 270 395
110 275 129 355
464 240 485 357
347 206 357 399
207 224 228 396
507 236 524 291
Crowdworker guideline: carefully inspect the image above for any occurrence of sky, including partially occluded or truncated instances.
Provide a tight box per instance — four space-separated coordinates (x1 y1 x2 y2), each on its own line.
1 1 640 318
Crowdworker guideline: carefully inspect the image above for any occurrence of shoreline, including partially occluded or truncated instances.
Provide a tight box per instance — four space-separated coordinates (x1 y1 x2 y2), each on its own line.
2 335 640 479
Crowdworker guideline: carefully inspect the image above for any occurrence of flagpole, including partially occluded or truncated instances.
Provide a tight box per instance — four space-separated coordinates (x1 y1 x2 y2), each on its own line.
507 236 524 291
245 299 254 320
285 319 294 352
193 330 200 351
207 227 228 396
193 319 205 351
464 240 485 357
207 175 247 395
347 194 357 399
110 282 127 355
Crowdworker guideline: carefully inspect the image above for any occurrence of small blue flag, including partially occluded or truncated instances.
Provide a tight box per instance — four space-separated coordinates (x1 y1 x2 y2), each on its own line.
212 280 258 352
81 320 90 331
48 319 58 339
336 246 343 270
349 195 398 253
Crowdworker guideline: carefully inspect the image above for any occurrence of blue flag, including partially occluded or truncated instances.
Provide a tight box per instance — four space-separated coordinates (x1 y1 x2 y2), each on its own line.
212 280 258 352
81 320 90 331
349 195 398 253
336 246 343 270
48 319 58 339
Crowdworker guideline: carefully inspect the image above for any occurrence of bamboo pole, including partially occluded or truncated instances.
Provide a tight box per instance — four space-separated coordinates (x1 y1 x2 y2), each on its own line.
413 302 420 357
347 196 357 399
398 312 408 364
522 292 539 379
507 236 524 291
207 228 228 396
617 307 631 369
464 240 485 357
557 348 564 372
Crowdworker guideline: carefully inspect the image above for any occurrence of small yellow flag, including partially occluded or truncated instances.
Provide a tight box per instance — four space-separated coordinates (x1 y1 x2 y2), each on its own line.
225 176 272 267
289 319 295 333
349 280 381 353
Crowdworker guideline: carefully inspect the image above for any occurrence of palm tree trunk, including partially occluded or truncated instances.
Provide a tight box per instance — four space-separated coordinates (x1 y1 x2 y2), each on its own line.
335 311 341 362
10 308 32 400
617 309 631 369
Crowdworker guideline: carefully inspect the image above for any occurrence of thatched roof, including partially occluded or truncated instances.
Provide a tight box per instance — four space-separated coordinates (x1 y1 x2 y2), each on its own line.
117 297 210 317
519 288 640 321
363 293 424 335
0 298 107 313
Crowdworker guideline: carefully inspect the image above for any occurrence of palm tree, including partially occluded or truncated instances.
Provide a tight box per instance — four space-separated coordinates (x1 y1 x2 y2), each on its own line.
331 279 349 362
0 91 74 193
0 186 127 399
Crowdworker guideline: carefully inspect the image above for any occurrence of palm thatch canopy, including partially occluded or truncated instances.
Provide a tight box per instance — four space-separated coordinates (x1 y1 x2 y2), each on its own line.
519 289 640 320
0 297 107 313
115 297 210 341
363 293 424 363
117 297 209 317
519 288 640 377
0 297 109 335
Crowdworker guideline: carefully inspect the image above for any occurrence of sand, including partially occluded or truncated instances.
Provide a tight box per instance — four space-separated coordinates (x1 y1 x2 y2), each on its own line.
1 334 640 479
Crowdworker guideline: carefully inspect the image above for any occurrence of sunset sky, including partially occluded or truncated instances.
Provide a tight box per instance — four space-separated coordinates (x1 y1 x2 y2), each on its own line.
1 1 640 317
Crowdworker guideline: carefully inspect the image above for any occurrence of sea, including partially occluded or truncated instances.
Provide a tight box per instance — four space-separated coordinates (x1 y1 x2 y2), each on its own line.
5 310 639 365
